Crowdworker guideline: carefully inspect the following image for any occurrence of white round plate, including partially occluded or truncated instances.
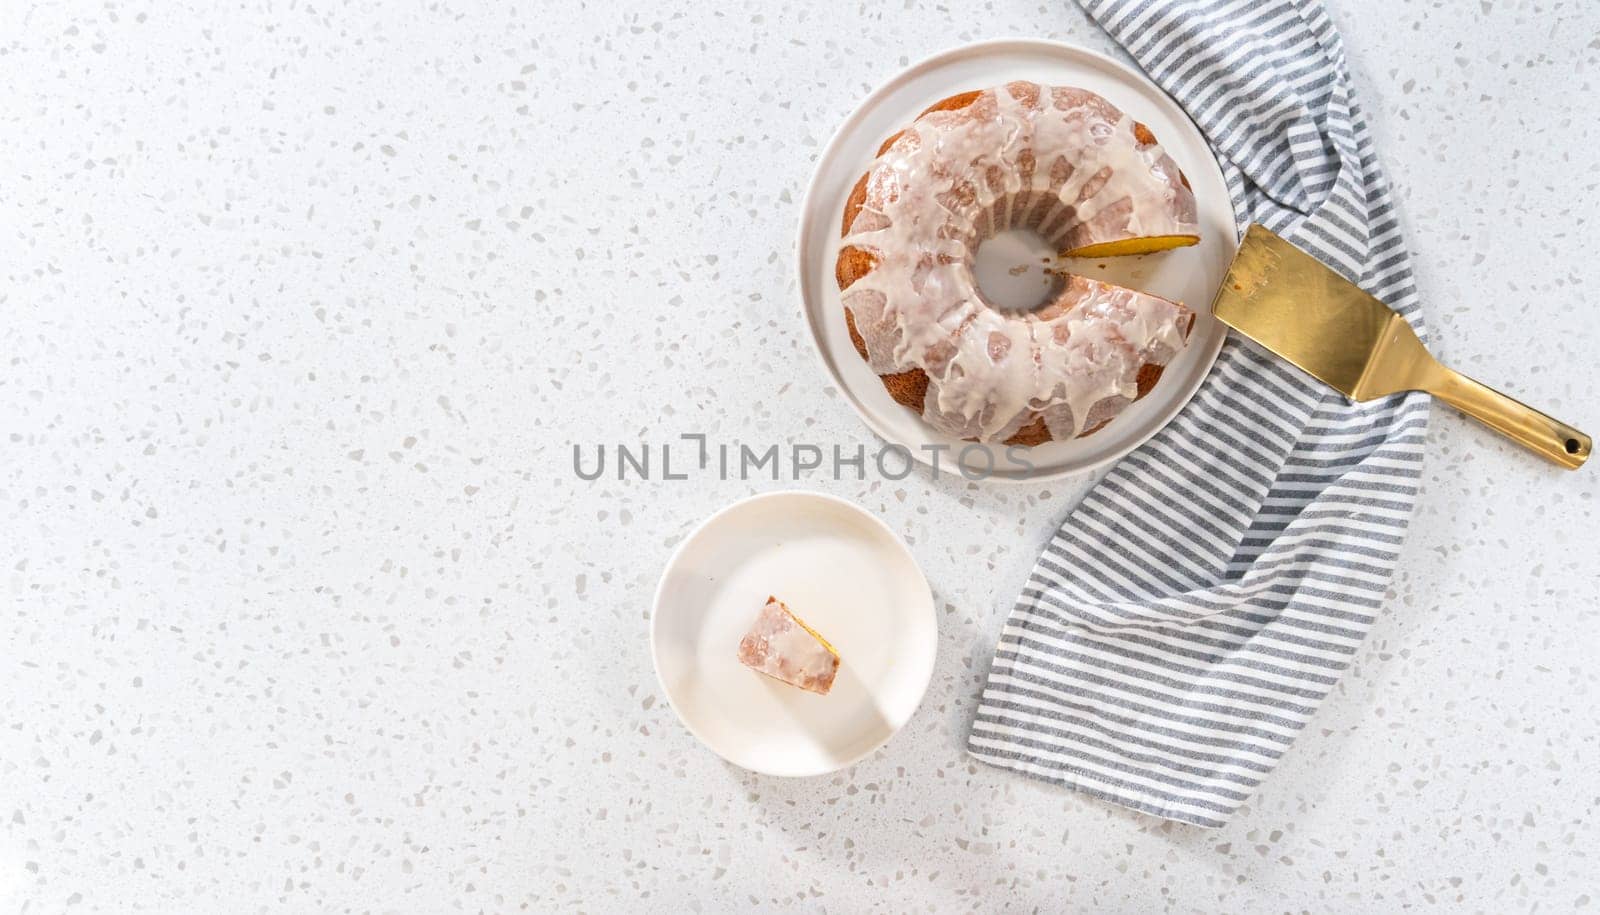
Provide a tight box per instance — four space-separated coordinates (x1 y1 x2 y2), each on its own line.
796 38 1238 482
651 491 936 777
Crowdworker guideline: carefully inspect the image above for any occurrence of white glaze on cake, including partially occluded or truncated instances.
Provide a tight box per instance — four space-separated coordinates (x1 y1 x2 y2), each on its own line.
736 597 839 695
839 82 1199 442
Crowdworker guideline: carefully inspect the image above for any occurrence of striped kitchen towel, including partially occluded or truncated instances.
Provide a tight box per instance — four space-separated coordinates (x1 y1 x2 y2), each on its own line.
967 0 1430 827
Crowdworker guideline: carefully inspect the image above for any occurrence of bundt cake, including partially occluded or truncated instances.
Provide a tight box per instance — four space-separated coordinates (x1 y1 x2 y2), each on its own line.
835 81 1201 445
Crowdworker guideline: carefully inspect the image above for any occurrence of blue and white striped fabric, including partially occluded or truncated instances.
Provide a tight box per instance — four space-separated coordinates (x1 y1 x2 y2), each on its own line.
967 0 1430 827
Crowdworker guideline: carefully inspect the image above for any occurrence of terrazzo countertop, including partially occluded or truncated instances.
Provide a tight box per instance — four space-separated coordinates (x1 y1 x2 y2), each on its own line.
4 0 1598 911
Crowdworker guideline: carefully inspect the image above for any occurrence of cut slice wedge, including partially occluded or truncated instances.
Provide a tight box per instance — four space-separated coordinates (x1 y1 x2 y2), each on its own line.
736 596 840 696
1060 233 1199 258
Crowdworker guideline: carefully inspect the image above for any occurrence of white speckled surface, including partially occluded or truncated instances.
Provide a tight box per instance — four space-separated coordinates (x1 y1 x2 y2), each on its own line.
2 0 1597 910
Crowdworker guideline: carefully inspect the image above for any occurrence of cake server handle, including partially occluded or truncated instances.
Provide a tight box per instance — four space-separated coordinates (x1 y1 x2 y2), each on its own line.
1421 363 1591 469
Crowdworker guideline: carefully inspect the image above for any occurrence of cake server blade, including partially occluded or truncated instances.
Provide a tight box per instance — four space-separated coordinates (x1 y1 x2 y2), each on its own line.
1210 224 1590 469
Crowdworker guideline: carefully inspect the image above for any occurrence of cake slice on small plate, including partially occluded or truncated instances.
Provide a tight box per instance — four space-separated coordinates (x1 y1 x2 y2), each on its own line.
737 596 840 695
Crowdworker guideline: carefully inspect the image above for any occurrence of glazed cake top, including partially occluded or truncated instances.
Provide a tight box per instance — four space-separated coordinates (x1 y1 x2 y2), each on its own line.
736 597 839 695
839 81 1197 442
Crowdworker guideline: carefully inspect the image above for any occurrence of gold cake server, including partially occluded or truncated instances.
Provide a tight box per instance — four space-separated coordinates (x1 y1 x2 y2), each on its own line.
1211 224 1591 469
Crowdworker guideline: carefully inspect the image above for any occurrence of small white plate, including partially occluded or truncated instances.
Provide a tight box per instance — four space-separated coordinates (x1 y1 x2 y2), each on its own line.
795 38 1239 482
651 491 936 776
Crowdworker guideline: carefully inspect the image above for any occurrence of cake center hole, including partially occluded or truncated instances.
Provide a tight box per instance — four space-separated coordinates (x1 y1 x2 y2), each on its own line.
973 228 1064 314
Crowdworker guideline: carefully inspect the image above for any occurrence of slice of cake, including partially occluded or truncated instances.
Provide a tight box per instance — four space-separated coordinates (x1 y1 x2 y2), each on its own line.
737 596 840 695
